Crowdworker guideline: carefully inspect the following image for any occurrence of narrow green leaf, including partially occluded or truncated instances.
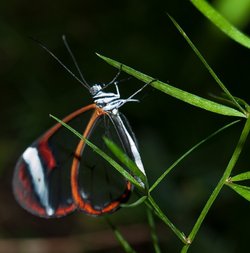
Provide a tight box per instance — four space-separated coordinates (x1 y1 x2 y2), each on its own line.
190 0 250 49
146 195 187 243
209 93 249 110
50 114 144 192
108 220 138 253
103 137 148 188
121 196 147 208
231 171 250 182
96 54 246 118
147 209 162 253
150 120 240 193
168 14 245 114
226 183 250 202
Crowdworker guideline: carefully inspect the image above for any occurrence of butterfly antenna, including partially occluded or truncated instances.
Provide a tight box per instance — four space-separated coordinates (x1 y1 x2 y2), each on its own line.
127 79 157 100
62 35 90 89
30 37 89 89
103 66 122 89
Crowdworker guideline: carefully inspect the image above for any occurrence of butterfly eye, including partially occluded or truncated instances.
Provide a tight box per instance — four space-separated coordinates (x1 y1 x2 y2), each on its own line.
89 84 102 96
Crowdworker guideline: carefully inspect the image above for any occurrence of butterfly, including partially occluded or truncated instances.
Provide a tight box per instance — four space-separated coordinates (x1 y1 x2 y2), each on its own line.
12 36 146 218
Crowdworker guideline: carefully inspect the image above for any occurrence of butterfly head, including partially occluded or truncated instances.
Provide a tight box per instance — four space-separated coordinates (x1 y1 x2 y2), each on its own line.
89 84 105 96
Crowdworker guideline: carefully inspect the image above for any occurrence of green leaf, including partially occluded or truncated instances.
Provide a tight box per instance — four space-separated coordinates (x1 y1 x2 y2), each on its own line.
231 171 250 182
103 137 148 189
150 120 240 193
190 0 250 49
147 209 162 253
121 196 147 208
146 195 187 243
96 54 246 118
107 220 138 253
168 14 245 114
50 114 145 192
226 182 250 202
209 93 249 110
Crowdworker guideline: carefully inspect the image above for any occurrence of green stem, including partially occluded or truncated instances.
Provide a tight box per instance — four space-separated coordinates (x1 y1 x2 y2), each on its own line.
181 116 250 253
147 208 162 253
108 218 138 253
146 195 187 244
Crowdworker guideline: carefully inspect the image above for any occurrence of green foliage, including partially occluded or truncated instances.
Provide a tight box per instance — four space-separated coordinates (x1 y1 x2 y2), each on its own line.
190 0 250 48
226 171 250 202
103 137 148 190
226 183 250 202
231 171 250 182
97 53 246 118
108 219 137 253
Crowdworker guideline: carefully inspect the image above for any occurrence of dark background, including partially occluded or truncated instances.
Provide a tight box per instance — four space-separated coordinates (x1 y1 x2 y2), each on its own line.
0 0 250 252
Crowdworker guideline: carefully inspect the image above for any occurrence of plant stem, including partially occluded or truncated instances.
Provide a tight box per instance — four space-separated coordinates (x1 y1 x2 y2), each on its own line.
147 195 187 244
181 116 250 253
147 208 162 253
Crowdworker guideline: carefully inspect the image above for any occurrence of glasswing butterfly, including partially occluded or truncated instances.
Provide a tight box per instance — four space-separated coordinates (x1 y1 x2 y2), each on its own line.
12 36 146 218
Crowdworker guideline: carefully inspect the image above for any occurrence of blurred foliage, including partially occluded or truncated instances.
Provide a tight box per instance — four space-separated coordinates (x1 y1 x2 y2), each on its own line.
0 0 250 252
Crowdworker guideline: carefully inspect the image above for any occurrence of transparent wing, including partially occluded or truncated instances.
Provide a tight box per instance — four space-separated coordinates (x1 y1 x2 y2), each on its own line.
12 105 96 218
72 111 133 215
13 105 138 218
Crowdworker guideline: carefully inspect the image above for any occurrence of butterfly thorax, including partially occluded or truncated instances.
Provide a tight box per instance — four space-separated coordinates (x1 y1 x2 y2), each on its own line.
90 84 138 113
